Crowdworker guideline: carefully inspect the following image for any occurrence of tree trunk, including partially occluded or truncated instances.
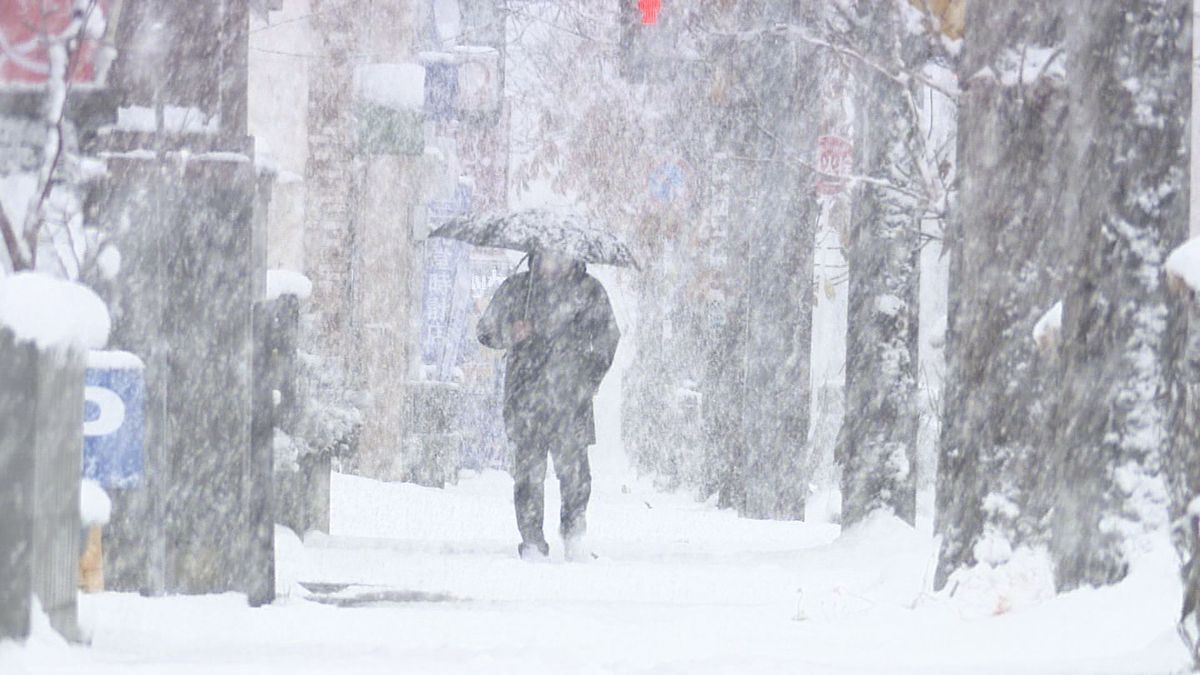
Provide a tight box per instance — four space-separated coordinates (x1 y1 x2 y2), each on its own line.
1050 0 1191 590
686 2 821 518
839 0 920 527
933 0 1069 589
1168 287 1200 668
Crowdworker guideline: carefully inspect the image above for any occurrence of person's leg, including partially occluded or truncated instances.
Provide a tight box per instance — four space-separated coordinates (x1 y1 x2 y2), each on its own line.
551 440 592 542
512 436 550 555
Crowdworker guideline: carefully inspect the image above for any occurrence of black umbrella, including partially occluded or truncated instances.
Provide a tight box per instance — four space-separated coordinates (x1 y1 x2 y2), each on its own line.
428 209 640 269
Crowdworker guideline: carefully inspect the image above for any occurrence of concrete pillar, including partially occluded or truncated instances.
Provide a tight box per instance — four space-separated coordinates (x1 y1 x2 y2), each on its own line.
0 328 83 641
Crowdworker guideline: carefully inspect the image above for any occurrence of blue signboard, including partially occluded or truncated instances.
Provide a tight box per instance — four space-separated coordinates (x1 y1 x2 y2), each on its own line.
649 159 688 203
83 356 146 489
424 61 459 120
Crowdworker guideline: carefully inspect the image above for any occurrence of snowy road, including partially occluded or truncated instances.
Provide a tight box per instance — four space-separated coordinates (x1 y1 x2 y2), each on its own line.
4 443 1189 674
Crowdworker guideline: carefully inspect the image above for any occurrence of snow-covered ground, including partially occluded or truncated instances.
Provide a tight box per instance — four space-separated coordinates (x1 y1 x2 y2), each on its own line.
2 454 1189 674
1 372 1191 674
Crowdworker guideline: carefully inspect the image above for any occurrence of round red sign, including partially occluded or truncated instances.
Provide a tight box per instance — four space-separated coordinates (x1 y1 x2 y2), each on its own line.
815 135 853 196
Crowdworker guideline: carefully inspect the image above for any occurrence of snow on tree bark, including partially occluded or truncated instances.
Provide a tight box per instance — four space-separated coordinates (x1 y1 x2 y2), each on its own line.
703 2 821 521
1167 286 1200 666
933 1 1069 589
1050 0 1190 590
838 0 920 527
601 2 821 515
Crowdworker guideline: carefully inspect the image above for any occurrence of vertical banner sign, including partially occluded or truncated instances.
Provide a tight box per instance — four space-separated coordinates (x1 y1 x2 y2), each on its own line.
422 183 474 381
0 0 112 86
459 253 514 470
83 354 146 489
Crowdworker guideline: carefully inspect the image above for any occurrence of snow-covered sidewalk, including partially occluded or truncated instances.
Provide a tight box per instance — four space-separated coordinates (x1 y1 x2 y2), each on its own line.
3 444 1189 674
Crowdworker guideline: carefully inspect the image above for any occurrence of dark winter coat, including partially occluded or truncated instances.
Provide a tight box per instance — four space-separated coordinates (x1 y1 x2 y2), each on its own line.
477 263 620 447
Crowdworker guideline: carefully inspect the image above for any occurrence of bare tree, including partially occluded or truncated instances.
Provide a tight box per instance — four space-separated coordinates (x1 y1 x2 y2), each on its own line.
0 0 103 275
833 0 955 528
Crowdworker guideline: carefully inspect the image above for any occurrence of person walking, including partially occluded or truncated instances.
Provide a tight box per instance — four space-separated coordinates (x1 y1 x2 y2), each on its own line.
477 250 620 561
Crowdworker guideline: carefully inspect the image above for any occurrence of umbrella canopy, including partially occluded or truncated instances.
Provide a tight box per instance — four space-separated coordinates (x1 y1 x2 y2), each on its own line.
429 209 640 269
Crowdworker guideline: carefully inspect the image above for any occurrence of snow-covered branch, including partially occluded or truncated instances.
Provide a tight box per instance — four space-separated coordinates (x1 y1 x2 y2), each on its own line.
4 0 102 273
783 24 960 101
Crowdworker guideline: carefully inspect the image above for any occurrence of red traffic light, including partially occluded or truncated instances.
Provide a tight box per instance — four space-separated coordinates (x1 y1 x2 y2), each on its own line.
638 0 660 25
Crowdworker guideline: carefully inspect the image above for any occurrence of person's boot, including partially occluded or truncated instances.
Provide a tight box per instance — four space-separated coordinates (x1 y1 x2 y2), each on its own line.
563 534 593 562
518 540 550 561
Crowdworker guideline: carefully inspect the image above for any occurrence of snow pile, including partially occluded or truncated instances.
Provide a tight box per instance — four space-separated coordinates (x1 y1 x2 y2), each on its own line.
793 511 935 622
1166 236 1200 295
1033 300 1062 351
0 598 69 665
80 479 112 526
273 524 310 597
265 269 313 302
944 546 1056 618
114 106 220 134
0 273 109 351
874 293 903 317
354 63 426 111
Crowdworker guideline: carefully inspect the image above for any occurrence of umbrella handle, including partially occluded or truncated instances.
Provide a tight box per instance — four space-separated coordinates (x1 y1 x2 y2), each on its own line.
515 251 533 326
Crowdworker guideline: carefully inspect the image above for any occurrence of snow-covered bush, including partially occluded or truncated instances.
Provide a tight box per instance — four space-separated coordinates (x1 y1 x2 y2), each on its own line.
289 349 365 469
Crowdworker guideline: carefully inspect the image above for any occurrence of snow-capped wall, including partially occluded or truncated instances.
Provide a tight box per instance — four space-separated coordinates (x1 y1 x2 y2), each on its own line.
0 272 109 351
